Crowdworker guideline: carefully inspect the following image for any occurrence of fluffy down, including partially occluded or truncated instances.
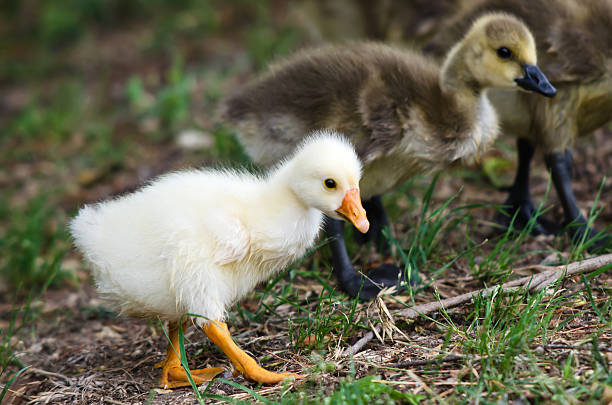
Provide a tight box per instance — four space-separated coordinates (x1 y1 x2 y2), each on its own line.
70 130 365 325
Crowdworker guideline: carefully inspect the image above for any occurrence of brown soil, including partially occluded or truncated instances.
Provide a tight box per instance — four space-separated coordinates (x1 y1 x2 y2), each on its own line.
2 129 612 404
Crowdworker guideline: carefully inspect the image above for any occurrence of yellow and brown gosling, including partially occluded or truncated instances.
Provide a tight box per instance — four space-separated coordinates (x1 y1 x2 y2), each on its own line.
426 0 612 248
221 12 556 299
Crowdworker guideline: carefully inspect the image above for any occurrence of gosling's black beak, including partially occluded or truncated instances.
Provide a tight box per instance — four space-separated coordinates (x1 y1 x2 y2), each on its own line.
515 64 556 97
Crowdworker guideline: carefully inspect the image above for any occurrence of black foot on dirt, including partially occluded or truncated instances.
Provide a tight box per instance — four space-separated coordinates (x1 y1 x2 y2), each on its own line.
326 216 415 301
565 220 612 253
341 263 414 301
495 198 558 236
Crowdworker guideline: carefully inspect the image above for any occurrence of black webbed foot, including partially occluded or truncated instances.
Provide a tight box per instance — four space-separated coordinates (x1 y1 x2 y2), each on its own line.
325 216 412 300
564 218 612 253
495 197 558 236
496 138 558 236
341 263 407 301
545 150 611 253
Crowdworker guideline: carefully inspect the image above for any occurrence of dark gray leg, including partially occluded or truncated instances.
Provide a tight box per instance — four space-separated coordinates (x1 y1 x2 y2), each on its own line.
497 138 556 235
545 149 610 250
325 216 403 300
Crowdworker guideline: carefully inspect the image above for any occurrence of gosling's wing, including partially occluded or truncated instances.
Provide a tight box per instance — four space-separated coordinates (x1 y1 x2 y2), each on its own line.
210 216 251 266
152 170 253 266
357 78 404 161
356 45 444 161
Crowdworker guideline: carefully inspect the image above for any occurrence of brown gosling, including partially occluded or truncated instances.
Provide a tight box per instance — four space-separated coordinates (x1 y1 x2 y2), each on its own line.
221 12 556 299
426 0 612 247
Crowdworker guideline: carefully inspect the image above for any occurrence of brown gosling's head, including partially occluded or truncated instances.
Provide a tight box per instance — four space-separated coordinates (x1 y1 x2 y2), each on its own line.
452 12 556 97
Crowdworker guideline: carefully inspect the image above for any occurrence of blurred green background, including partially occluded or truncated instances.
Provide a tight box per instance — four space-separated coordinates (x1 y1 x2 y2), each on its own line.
2 3 612 404
0 0 307 295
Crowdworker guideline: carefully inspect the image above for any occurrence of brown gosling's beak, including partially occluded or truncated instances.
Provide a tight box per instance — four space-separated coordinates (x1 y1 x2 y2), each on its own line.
515 64 556 97
335 188 369 233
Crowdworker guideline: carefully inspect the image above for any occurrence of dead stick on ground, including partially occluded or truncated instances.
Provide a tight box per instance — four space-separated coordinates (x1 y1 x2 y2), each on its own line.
344 254 612 357
26 367 72 386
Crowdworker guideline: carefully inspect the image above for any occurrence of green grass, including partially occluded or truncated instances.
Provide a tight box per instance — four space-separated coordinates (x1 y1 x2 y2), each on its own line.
229 245 368 350
156 317 420 404
287 282 363 350
0 194 73 292
567 177 611 259
1 301 31 370
7 81 84 142
169 173 611 403
465 211 539 284
2 1 612 403
126 54 195 138
0 366 30 403
244 2 303 71
319 374 422 405
464 181 552 284
388 174 456 286
0 297 37 401
425 271 612 403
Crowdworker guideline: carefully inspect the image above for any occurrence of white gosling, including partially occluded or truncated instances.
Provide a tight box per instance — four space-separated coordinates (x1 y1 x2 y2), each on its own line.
70 130 369 388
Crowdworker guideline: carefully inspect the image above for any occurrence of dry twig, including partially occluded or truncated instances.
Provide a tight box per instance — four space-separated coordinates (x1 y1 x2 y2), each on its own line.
398 254 612 319
385 355 466 368
345 254 612 357
25 367 72 386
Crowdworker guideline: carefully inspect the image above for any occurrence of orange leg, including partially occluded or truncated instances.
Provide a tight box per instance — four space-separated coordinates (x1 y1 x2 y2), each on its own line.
156 322 224 389
202 320 304 384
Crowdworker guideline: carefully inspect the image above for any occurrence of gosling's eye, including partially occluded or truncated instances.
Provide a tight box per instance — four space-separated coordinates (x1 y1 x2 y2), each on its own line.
496 47 512 59
324 179 337 189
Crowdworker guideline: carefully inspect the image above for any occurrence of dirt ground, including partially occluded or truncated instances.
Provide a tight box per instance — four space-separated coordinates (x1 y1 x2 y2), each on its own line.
2 128 611 404
1 3 611 401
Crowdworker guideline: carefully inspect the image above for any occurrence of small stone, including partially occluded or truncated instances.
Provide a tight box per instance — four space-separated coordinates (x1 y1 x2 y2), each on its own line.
29 342 43 353
176 129 214 151
95 326 122 340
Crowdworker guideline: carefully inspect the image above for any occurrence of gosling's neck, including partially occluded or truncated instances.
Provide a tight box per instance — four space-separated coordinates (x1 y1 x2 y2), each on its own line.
265 161 311 214
439 42 484 105
262 163 323 241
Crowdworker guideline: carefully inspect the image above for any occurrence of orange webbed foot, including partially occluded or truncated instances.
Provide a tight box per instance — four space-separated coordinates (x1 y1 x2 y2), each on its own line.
157 321 224 389
203 320 305 385
159 365 224 389
231 355 304 383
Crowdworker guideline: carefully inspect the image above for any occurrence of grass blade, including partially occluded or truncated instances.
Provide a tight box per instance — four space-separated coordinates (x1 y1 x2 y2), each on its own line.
0 366 30 403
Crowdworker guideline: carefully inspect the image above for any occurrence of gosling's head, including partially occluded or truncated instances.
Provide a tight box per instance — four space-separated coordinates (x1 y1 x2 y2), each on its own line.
450 12 556 97
282 130 369 233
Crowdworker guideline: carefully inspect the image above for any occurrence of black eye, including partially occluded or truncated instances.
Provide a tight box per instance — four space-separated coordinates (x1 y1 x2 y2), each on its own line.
497 47 512 59
324 179 337 189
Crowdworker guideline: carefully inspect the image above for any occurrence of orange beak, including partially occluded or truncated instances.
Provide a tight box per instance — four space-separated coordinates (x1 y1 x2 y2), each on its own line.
335 188 369 234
